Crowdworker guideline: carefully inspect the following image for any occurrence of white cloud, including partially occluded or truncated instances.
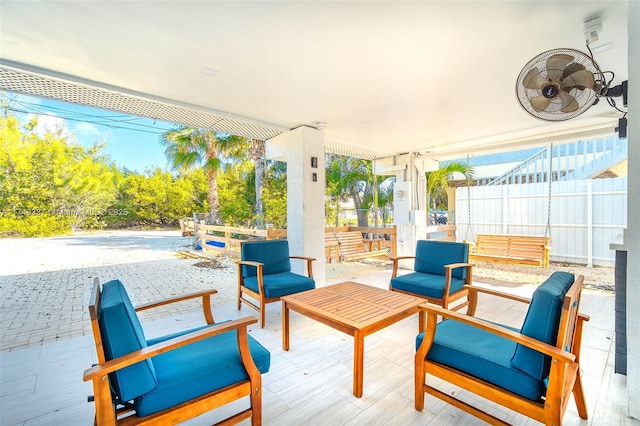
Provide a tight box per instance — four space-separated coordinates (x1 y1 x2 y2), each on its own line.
75 121 101 137
31 114 73 140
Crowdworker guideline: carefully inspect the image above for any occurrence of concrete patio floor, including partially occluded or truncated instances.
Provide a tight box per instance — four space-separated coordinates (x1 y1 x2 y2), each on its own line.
0 231 636 425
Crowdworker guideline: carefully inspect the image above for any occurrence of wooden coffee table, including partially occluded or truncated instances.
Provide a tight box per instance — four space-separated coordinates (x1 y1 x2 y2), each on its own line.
281 281 426 397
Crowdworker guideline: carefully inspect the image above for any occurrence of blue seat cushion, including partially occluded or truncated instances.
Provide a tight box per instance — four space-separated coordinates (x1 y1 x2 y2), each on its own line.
243 272 315 298
414 240 469 280
241 240 292 277
98 280 157 402
418 319 547 401
511 272 575 380
136 327 271 417
390 272 465 299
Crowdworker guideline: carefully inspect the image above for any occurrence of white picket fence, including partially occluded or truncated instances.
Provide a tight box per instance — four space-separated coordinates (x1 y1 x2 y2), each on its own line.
455 177 627 267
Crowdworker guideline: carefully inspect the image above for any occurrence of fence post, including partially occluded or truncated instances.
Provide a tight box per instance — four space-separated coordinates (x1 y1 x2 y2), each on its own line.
502 185 508 234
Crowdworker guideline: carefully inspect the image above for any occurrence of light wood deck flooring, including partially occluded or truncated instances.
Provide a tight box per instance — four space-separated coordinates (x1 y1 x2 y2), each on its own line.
0 270 636 425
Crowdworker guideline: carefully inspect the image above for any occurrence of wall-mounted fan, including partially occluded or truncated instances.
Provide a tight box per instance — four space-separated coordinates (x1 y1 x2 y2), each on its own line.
516 47 629 137
516 48 606 121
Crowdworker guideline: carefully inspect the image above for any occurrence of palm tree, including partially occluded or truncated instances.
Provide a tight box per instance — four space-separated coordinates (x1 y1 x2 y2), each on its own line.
326 156 352 226
425 161 474 213
160 126 245 222
373 177 395 226
326 154 370 226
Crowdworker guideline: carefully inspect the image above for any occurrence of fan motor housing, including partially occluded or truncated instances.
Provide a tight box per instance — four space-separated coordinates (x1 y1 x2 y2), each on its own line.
542 84 559 99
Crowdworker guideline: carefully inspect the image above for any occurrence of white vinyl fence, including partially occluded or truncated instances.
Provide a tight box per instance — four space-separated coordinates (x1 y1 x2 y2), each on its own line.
455 177 627 267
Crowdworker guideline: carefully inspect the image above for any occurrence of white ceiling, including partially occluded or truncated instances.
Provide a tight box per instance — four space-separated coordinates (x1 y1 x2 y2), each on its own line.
0 1 630 161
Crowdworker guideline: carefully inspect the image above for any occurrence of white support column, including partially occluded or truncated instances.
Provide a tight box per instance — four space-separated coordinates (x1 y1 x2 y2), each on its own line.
626 0 639 419
266 126 326 285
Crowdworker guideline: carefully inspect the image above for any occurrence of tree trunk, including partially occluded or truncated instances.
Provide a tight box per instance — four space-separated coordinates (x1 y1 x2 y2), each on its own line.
356 209 369 227
207 168 219 213
205 135 221 223
350 187 369 227
249 139 265 228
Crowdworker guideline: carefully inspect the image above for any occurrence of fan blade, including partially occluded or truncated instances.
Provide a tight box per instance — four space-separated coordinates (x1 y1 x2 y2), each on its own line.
561 62 585 79
561 69 595 91
559 91 579 113
530 95 552 112
523 68 547 90
546 54 574 82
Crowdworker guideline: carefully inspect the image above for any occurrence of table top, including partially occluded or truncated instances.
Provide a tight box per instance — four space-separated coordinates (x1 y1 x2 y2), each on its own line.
281 281 425 331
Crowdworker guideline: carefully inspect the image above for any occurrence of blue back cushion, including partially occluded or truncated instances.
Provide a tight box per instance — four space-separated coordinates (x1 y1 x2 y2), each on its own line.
511 272 575 380
98 280 157 401
414 240 469 280
241 240 292 277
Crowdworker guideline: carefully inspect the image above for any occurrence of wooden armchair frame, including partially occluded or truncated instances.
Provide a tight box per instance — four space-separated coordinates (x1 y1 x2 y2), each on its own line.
84 278 263 426
415 276 589 425
237 254 314 328
391 255 474 312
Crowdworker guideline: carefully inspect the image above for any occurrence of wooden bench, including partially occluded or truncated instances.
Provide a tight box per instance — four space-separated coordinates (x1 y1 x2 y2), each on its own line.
325 231 389 262
468 233 550 268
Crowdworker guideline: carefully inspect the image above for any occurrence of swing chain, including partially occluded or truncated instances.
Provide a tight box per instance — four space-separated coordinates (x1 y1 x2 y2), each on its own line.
465 154 474 243
544 143 553 240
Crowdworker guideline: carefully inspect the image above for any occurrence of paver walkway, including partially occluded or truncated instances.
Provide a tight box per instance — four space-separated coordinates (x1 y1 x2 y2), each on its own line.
0 230 383 353
0 231 238 352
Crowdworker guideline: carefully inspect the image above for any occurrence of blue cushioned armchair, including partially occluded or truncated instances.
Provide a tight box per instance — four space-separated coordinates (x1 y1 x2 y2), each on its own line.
415 272 589 425
238 239 316 327
83 278 270 425
390 240 473 313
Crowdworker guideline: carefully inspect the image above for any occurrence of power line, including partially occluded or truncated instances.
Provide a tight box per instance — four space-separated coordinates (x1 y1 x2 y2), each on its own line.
1 93 177 135
6 106 168 136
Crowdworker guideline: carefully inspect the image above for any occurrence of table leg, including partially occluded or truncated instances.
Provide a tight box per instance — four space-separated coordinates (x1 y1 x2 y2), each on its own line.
353 330 364 397
282 301 290 351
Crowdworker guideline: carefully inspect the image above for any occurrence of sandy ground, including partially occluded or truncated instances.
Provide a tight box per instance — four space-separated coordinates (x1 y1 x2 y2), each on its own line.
0 229 615 289
0 230 614 353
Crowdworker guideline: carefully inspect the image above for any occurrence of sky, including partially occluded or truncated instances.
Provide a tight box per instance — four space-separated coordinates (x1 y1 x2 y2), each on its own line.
2 91 178 173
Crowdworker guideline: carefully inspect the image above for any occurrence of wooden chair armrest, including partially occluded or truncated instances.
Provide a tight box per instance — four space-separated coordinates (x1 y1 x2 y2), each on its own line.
237 260 264 268
390 256 415 278
135 289 218 311
463 284 532 304
289 256 316 262
390 256 416 262
135 289 218 324
418 304 575 362
444 262 474 270
289 256 315 279
83 316 258 382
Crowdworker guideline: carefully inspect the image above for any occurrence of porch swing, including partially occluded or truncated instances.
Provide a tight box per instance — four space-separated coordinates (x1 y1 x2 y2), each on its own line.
466 148 552 268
